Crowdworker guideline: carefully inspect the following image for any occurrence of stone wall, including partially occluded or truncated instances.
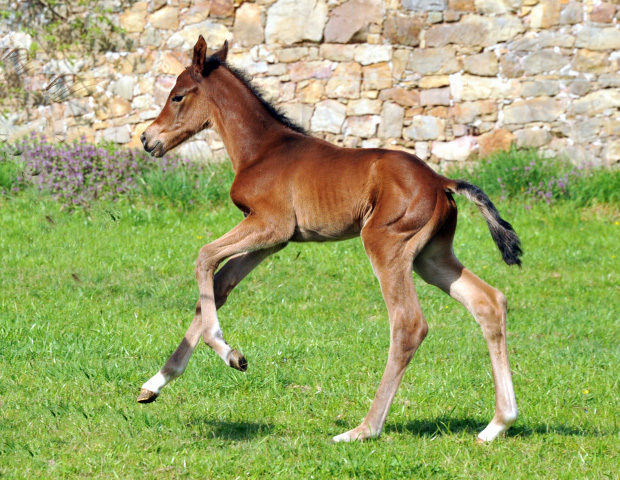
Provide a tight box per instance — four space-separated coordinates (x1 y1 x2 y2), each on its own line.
2 0 620 167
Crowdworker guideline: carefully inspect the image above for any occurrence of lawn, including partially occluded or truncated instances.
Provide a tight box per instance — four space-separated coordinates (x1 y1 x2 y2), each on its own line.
1 174 619 478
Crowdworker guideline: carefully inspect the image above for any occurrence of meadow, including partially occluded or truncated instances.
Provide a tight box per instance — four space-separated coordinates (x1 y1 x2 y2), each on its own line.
0 141 619 478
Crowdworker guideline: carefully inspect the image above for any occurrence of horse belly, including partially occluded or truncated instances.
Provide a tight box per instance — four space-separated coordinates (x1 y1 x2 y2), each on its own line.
291 208 362 242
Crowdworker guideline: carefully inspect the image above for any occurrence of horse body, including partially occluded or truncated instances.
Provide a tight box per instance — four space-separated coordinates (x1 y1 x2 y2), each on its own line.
138 36 521 443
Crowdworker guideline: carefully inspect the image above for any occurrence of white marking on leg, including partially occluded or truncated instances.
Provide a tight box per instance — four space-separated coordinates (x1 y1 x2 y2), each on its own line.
141 371 174 395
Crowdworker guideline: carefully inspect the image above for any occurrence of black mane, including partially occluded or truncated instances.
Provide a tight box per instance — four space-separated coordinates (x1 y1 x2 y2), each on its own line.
203 55 308 136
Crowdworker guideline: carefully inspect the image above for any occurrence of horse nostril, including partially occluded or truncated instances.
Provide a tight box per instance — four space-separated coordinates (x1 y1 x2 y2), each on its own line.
140 133 146 146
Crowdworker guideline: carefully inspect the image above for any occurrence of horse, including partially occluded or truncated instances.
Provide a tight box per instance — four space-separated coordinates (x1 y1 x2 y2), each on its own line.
138 36 521 443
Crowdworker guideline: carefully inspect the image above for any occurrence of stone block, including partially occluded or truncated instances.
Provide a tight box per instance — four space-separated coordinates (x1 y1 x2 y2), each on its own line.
384 13 422 46
599 74 620 88
431 136 477 161
148 6 178 30
167 21 229 50
159 53 185 76
509 30 575 50
569 79 591 97
452 100 496 123
569 90 620 115
462 51 498 76
228 52 268 75
234 2 264 47
503 97 563 124
379 87 419 106
181 1 210 25
529 0 560 29
513 128 552 148
298 81 325 103
402 0 447 11
354 45 393 65
408 47 459 75
572 49 610 73
113 76 135 101
142 27 161 47
132 94 153 110
319 44 356 62
103 126 131 143
604 140 620 165
478 128 513 157
210 0 234 18
66 98 90 117
522 50 569 75
559 118 603 144
343 115 381 138
254 77 281 103
425 14 524 48
392 49 410 79
576 27 620 51
347 99 382 115
362 63 392 90
450 74 518 101
326 62 362 99
420 88 450 106
403 115 446 140
280 103 314 132
324 0 383 44
419 76 451 88
311 100 346 133
521 80 560 98
475 0 520 14
378 102 405 138
265 0 328 45
289 61 333 82
560 2 583 24
120 2 147 33
590 2 615 23
449 0 475 11
278 48 309 63
153 76 175 105
499 53 524 78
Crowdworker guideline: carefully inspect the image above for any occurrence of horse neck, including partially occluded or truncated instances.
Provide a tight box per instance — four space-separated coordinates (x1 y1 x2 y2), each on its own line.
207 67 289 172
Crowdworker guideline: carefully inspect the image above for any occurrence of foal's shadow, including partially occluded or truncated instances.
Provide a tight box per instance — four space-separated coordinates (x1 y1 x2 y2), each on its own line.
381 416 591 439
187 419 274 441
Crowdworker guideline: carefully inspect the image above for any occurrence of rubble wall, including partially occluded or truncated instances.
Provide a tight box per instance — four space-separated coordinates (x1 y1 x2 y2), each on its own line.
1 0 620 167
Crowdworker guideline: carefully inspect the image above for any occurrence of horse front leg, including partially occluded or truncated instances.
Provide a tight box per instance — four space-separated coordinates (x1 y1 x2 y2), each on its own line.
137 244 286 403
195 217 289 371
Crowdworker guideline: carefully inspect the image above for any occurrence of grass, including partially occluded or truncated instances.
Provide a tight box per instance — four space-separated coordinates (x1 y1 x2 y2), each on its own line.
1 154 619 478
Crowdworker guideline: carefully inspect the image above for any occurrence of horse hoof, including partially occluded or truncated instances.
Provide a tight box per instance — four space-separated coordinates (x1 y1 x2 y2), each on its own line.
137 388 158 403
229 350 248 372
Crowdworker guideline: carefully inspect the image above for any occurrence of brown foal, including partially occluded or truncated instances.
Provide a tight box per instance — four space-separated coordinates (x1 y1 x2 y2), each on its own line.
138 36 522 443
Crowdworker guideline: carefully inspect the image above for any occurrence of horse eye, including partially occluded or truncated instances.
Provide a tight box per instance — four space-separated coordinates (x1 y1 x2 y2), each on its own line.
172 95 184 103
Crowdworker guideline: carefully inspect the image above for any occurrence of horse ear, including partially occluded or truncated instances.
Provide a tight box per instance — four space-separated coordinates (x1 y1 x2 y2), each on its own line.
212 40 229 63
192 35 208 72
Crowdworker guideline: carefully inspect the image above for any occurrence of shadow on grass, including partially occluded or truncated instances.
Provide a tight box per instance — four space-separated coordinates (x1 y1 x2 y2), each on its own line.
191 420 274 441
381 417 592 439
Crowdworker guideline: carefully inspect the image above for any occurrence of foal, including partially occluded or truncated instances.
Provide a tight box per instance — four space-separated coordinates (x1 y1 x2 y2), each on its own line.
139 36 522 443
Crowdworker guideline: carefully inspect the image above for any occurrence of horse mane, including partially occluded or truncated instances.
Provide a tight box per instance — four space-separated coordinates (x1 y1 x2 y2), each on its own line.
202 55 308 136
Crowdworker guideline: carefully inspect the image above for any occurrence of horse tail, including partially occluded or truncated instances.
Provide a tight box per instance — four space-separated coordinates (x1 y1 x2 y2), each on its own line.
444 180 522 267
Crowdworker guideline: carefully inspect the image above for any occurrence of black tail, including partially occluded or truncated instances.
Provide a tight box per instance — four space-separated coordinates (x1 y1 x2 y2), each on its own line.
446 180 523 267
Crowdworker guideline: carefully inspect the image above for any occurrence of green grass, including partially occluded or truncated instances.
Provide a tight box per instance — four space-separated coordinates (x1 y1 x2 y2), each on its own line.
1 162 619 478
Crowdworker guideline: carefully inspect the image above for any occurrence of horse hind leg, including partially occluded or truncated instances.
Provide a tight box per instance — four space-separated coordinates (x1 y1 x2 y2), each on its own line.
414 242 518 442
